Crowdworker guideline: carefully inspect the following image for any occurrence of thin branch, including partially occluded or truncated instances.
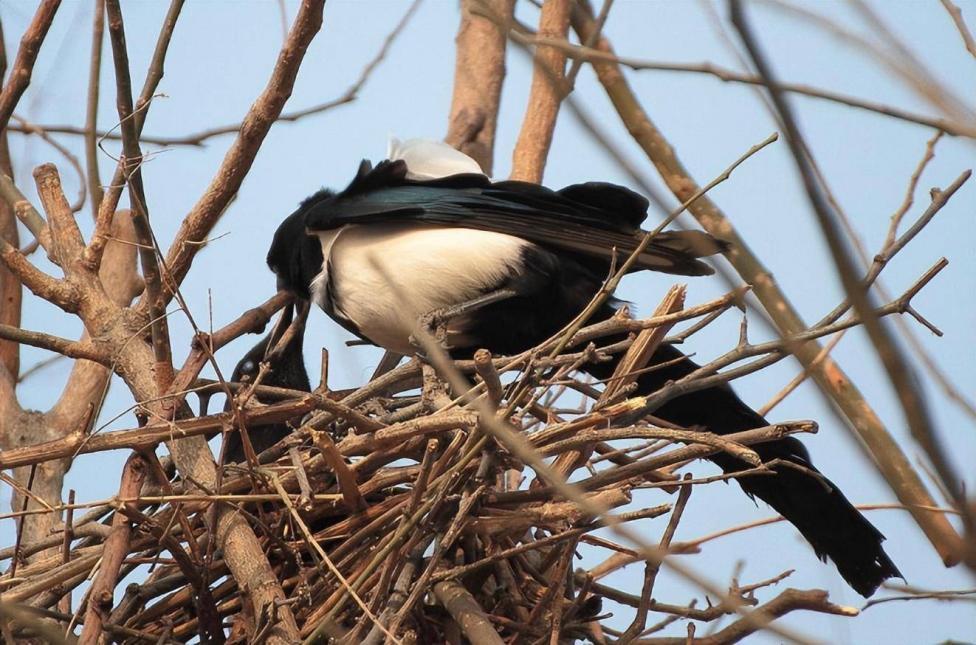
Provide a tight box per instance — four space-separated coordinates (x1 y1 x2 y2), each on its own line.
0 325 105 364
84 0 185 271
104 0 174 392
941 0 976 59
78 453 148 645
0 0 61 131
85 0 105 216
509 31 976 138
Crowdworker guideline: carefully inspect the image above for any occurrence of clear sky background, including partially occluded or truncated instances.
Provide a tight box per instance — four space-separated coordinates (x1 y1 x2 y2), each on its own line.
1 1 974 643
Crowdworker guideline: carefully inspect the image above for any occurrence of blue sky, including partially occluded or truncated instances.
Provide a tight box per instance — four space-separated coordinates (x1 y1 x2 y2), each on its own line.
2 1 974 642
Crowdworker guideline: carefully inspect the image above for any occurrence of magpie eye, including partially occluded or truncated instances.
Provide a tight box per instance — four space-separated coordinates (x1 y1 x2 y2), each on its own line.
241 360 255 374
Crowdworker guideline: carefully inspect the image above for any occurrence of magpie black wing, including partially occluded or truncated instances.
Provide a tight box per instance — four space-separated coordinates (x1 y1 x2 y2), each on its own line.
304 160 727 276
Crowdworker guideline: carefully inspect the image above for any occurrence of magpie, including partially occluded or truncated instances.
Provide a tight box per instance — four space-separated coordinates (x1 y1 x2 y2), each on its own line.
265 138 901 597
224 302 311 464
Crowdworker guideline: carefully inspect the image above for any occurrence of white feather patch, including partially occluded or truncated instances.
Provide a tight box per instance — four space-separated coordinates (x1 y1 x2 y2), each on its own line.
387 137 486 180
312 224 528 353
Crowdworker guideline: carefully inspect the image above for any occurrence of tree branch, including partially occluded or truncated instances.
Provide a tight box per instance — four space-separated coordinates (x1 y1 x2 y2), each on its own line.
510 0 572 182
445 0 515 174
0 0 61 132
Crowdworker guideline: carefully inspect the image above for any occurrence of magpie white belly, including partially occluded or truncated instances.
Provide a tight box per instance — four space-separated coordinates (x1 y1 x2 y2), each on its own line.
310 224 532 354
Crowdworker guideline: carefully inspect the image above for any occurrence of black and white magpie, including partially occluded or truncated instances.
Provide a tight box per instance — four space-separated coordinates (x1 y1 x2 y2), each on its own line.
264 138 901 597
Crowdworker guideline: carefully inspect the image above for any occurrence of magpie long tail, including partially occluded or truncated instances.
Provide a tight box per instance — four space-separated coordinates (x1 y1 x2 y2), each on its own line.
581 337 902 597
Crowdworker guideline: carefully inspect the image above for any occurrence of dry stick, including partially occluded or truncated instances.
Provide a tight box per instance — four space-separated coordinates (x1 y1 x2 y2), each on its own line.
941 0 976 59
115 505 223 644
729 0 969 540
0 603 71 645
624 266 949 424
850 0 973 126
565 0 613 86
0 0 60 131
631 589 857 645
508 31 976 139
619 475 693 643
0 128 22 392
818 170 975 412
445 0 516 174
761 142 967 417
311 428 368 513
552 286 683 479
758 331 844 416
570 3 963 566
0 325 104 363
359 535 435 645
78 453 147 645
432 580 506 645
490 424 813 507
0 171 52 252
670 502 960 555
21 162 301 641
85 0 105 217
104 0 174 391
510 0 572 182
495 131 776 428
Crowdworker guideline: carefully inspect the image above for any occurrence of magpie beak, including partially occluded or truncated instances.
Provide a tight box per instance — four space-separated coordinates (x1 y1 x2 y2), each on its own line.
266 138 901 597
223 301 311 464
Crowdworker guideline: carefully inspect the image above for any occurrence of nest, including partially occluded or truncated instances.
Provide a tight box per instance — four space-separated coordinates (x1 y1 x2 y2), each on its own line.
1 284 868 645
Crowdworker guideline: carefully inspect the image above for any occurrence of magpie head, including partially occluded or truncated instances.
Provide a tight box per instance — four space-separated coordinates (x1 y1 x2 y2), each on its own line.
266 189 333 299
229 301 311 392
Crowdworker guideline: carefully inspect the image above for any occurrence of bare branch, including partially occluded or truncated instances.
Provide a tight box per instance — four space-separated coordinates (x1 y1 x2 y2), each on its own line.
445 0 515 174
0 0 61 132
510 0 572 182
941 0 976 59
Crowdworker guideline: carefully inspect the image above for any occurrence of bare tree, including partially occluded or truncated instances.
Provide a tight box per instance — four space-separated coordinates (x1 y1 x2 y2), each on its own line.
0 1 972 643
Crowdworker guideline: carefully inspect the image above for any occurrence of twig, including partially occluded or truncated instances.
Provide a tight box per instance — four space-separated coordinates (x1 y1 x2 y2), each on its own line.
85 0 184 270
619 475 693 642
941 0 976 59
85 0 105 217
79 453 147 644
433 579 506 645
508 31 976 139
670 502 960 554
104 0 174 392
0 0 61 131
629 589 857 645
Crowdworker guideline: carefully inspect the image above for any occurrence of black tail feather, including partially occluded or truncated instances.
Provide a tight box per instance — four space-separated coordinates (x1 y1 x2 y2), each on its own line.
583 339 902 597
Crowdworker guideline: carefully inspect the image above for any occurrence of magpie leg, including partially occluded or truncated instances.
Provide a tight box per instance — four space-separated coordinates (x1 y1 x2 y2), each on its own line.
413 287 520 349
